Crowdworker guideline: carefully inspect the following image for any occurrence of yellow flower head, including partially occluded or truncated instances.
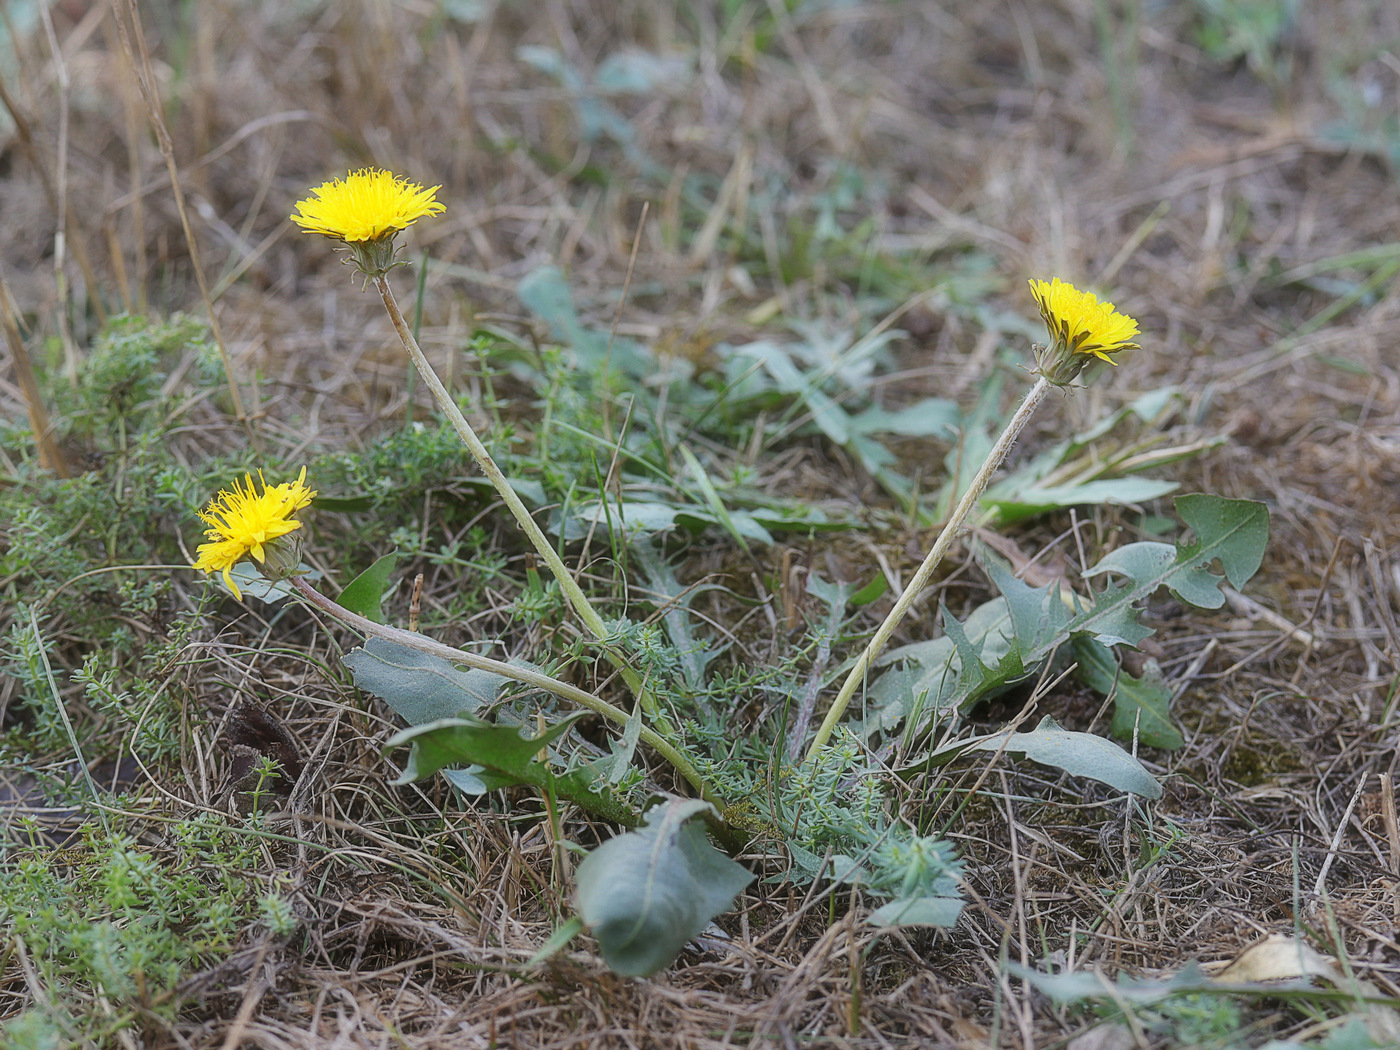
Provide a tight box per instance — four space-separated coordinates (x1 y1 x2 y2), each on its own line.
194 467 315 600
292 169 444 277
1028 278 1140 385
292 169 445 243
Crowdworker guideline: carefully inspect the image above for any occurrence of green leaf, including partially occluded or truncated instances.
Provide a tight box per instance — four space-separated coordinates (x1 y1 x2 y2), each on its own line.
868 896 964 927
977 715 1161 798
344 636 508 725
912 715 1162 798
603 701 644 785
572 499 682 536
805 571 857 641
847 398 960 439
865 595 1026 738
388 711 578 782
866 497 1267 747
633 541 721 691
457 475 547 507
984 477 1180 525
338 552 399 624
728 337 936 515
976 385 1196 525
1075 495 1270 646
594 50 690 95
678 443 767 555
517 264 650 376
743 503 855 533
222 561 312 604
526 916 585 968
573 799 752 976
985 557 1071 654
750 339 853 445
440 767 496 795
848 572 888 607
385 713 639 826
1073 637 1184 750
1175 493 1270 589
1009 960 1213 1007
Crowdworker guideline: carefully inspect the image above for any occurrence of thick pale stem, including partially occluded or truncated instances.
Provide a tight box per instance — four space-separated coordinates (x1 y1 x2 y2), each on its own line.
804 377 1052 761
290 577 719 807
373 275 661 720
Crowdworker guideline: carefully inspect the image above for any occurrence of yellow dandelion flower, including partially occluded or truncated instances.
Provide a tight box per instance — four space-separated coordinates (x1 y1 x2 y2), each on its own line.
194 467 316 600
292 169 444 276
1028 278 1140 385
292 169 444 243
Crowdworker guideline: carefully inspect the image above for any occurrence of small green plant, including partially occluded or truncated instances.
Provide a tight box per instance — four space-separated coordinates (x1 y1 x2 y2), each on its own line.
0 816 273 1045
1192 0 1299 87
4 169 1272 1001
1014 952 1391 1050
176 178 1274 978
0 316 239 763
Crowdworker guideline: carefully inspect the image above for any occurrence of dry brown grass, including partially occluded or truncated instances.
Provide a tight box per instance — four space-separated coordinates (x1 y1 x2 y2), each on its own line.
4 0 1400 1046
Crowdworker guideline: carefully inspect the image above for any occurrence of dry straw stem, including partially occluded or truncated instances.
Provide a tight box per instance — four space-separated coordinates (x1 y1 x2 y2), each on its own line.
0 273 68 476
111 0 251 440
805 377 1052 761
289 577 719 808
0 54 106 333
371 274 669 730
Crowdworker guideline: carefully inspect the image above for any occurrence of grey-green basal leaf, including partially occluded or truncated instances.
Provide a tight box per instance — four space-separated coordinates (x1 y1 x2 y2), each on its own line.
911 715 1162 799
574 799 752 977
344 636 508 726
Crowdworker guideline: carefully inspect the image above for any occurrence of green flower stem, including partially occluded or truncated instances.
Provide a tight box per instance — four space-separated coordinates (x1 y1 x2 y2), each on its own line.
290 576 720 808
805 376 1052 761
373 275 663 724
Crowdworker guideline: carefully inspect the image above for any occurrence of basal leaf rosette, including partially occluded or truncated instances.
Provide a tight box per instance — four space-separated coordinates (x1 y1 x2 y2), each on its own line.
291 169 445 277
193 467 315 599
1029 277 1140 386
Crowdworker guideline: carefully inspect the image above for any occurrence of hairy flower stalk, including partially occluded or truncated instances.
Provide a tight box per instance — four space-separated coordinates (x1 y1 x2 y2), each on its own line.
804 279 1141 761
291 170 667 729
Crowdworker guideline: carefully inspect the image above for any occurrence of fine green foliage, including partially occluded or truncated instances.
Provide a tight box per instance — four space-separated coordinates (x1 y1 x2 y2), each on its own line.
0 816 274 1045
4 242 1274 998
854 831 965 929
0 316 235 761
572 799 753 976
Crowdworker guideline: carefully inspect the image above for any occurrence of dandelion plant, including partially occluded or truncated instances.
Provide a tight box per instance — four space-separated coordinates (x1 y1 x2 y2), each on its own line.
806 278 1143 758
290 169 668 725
